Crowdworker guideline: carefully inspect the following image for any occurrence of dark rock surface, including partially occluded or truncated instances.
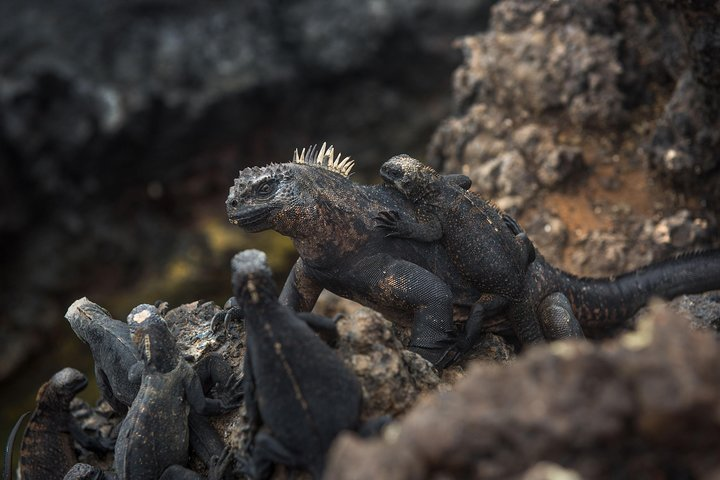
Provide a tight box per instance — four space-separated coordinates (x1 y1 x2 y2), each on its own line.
325 305 720 480
649 0 720 189
0 0 496 383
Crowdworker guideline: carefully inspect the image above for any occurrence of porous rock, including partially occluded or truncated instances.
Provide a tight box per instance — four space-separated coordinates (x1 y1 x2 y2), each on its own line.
325 306 720 479
335 308 440 419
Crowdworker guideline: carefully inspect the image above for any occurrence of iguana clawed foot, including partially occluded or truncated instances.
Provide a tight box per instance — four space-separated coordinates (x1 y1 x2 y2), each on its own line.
212 373 245 412
373 210 414 238
210 298 243 334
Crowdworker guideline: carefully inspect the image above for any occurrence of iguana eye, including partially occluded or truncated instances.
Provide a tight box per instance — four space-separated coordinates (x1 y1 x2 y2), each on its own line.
257 181 273 196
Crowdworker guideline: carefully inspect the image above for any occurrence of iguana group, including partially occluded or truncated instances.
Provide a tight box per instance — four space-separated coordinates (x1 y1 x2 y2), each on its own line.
226 144 720 365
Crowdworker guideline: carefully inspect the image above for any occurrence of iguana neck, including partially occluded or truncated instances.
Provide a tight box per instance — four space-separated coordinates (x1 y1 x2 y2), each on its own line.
277 167 372 262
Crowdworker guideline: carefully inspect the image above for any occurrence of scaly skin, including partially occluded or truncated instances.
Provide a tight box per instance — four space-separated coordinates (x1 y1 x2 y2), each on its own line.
378 155 720 340
231 250 362 479
112 305 241 480
376 154 546 344
227 145 720 350
17 368 111 480
65 298 235 469
226 144 489 366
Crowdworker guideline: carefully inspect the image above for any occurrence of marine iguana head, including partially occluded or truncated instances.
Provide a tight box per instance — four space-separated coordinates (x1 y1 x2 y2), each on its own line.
231 249 277 306
225 143 355 237
65 297 115 341
127 304 180 373
36 367 88 407
379 154 441 203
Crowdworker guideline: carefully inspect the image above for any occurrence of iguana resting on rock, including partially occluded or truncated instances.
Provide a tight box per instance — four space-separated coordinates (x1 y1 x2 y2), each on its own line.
376 154 548 345
376 154 582 343
376 154 720 340
10 368 112 480
230 250 362 479
226 144 720 362
227 143 497 366
65 298 236 468
111 305 242 480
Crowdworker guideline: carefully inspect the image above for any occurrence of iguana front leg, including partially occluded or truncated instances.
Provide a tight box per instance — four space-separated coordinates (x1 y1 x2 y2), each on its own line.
374 210 443 242
279 258 324 312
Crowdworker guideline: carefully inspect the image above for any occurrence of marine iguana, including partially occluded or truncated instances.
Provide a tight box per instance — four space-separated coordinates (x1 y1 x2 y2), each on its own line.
375 154 547 344
231 249 362 479
14 368 112 480
65 298 237 469
376 154 580 343
376 154 720 340
227 143 496 366
112 305 242 480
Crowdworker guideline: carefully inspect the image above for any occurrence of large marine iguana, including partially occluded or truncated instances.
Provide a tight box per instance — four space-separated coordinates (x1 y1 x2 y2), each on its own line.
112 305 242 480
376 153 720 339
226 143 491 366
230 249 362 479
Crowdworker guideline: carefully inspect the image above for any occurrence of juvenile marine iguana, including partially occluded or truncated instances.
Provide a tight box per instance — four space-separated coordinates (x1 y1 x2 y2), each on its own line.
13 368 112 480
231 249 362 479
227 143 497 366
376 154 580 343
65 298 237 468
376 154 547 344
112 305 242 480
376 154 720 340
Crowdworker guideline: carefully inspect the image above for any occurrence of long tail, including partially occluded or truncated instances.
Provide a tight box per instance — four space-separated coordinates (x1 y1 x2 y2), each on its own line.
544 249 720 337
3 412 30 480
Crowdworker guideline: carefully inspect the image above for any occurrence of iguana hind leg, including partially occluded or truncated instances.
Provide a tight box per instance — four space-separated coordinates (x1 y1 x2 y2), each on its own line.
354 254 459 366
538 292 585 339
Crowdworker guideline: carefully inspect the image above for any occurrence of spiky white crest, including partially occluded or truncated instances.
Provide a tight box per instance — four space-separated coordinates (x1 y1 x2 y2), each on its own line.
292 141 355 177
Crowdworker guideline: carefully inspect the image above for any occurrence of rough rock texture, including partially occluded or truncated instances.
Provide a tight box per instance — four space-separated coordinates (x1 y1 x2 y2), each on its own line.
427 0 719 280
336 308 440 419
0 0 497 383
325 306 720 480
649 0 720 188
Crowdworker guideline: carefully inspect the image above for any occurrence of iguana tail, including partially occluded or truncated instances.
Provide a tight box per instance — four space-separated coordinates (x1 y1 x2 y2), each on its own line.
3 412 30 480
543 249 720 337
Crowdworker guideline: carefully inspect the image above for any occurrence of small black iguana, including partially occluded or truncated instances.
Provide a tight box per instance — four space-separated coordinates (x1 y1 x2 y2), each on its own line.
65 298 237 469
376 154 720 340
231 249 362 479
11 368 112 480
375 154 547 347
375 154 582 346
112 305 242 480
226 144 720 363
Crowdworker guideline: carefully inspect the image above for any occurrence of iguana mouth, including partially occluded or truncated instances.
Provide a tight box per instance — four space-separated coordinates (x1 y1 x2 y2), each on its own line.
229 205 280 231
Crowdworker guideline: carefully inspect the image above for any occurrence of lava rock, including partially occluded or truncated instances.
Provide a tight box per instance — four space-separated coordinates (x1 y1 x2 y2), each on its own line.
325 306 720 479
